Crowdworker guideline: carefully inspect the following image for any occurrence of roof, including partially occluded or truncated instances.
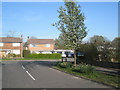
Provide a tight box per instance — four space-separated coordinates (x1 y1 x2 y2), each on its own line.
27 39 54 44
0 37 22 43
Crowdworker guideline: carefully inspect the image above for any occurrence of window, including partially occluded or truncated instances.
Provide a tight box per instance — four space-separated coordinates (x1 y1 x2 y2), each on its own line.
0 43 3 46
45 44 50 47
13 50 20 54
30 44 36 47
13 43 20 46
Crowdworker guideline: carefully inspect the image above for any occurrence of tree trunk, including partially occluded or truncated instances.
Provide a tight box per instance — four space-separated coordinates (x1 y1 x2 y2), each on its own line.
74 49 77 67
65 57 67 62
62 57 63 62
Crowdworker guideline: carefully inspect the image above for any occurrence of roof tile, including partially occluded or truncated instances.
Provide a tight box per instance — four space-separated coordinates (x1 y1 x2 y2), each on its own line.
0 37 22 43
27 39 54 44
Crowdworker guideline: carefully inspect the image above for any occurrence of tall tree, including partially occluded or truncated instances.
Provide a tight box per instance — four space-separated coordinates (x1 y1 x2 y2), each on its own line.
55 33 71 49
52 0 87 66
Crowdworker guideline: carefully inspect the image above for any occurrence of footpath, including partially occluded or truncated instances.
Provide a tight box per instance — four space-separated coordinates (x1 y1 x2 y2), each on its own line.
95 66 119 76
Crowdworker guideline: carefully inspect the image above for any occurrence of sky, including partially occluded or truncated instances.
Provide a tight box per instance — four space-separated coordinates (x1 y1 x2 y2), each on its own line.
2 2 118 42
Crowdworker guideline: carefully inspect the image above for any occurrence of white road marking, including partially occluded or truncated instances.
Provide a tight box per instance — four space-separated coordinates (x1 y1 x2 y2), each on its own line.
26 71 36 80
22 66 25 69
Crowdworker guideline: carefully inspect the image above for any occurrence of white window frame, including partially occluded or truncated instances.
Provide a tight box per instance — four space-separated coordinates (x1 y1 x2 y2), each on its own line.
30 44 36 47
13 50 20 54
45 44 50 48
0 43 4 46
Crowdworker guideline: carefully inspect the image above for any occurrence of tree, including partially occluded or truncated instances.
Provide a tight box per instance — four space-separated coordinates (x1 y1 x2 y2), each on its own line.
55 33 71 49
52 1 87 66
90 35 116 62
89 35 109 46
111 37 120 61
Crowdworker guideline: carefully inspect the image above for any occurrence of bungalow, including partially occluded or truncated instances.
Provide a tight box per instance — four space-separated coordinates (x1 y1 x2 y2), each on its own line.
0 37 23 57
26 39 54 54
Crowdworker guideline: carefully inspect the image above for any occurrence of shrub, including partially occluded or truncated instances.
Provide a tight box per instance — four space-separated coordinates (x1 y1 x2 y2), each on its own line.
7 53 14 57
23 50 30 58
73 64 95 74
57 62 72 68
77 43 99 61
13 54 16 57
16 54 21 57
27 53 61 59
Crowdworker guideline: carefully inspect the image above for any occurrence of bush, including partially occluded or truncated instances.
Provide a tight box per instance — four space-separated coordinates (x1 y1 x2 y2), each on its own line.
57 62 72 68
73 64 95 74
16 54 21 57
26 53 61 59
23 50 30 58
78 43 99 61
7 53 15 57
13 54 16 57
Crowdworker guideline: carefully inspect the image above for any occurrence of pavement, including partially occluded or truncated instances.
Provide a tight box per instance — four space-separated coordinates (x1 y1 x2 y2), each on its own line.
1 60 115 88
95 67 119 76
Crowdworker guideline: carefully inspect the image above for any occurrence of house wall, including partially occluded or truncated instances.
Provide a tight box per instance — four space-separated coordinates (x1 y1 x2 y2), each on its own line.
1 43 21 49
28 44 54 51
0 43 22 55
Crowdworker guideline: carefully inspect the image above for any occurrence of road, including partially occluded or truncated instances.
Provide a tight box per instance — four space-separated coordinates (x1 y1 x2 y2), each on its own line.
2 61 114 88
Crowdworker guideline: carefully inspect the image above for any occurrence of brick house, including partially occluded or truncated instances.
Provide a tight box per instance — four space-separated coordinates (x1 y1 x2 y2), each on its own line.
0 37 23 57
26 39 54 54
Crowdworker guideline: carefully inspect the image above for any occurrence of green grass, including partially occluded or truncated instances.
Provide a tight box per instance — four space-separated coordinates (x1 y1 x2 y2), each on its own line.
53 65 119 88
1 58 12 60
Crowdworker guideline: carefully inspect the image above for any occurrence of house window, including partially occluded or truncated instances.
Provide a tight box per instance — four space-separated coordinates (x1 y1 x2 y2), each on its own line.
30 44 36 47
13 43 20 46
13 50 20 54
45 44 50 48
0 43 3 46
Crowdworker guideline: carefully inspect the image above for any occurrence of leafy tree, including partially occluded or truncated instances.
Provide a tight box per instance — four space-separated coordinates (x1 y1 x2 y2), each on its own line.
55 33 71 49
89 35 109 46
111 37 120 61
89 35 113 61
52 1 87 66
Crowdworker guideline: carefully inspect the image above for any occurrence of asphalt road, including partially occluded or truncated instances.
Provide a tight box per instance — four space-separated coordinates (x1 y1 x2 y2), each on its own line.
2 61 113 88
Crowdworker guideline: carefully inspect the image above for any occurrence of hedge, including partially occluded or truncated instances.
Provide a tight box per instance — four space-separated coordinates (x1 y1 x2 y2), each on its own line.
26 53 62 59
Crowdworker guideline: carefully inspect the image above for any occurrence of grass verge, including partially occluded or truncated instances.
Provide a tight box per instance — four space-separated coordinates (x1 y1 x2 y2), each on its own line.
53 65 119 89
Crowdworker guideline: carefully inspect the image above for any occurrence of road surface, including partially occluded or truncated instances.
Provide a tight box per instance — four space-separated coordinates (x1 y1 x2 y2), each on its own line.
2 61 114 88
